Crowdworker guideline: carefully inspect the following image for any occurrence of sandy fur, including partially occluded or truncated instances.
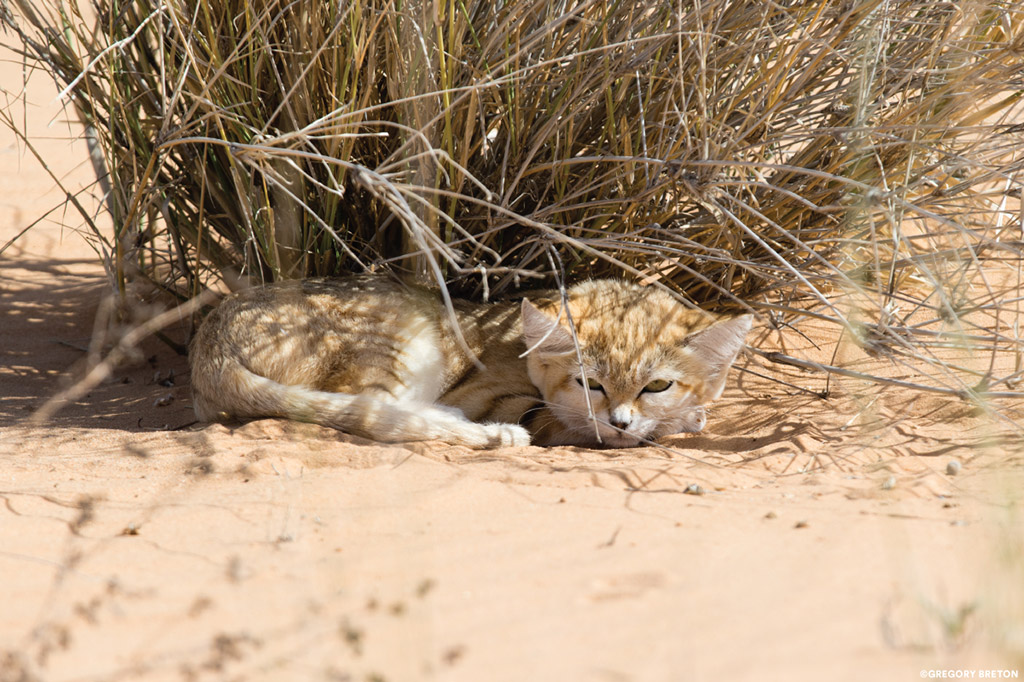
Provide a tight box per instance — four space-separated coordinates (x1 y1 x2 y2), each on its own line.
190 276 752 448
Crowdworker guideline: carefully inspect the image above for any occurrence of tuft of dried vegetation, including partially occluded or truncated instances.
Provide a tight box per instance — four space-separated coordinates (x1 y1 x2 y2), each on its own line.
2 0 1024 403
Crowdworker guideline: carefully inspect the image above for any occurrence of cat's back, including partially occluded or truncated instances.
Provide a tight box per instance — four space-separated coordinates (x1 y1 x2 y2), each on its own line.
197 276 427 343
190 276 446 400
195 275 423 350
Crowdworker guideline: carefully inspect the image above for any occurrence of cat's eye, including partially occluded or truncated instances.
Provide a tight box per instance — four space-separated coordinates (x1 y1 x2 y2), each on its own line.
642 379 673 393
576 376 604 392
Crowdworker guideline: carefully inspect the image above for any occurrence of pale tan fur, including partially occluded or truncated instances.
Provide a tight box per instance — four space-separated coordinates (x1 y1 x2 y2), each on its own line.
189 275 752 448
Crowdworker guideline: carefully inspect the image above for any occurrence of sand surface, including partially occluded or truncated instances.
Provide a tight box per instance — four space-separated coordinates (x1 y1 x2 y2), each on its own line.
2 50 1023 682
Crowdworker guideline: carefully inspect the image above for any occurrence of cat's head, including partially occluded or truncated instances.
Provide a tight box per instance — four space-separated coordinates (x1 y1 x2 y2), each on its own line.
521 279 752 448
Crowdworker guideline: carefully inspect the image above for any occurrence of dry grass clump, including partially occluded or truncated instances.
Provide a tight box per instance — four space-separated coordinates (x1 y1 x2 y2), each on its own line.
3 0 1024 400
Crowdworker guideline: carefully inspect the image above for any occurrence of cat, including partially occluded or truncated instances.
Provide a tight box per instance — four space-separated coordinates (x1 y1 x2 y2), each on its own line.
188 275 752 448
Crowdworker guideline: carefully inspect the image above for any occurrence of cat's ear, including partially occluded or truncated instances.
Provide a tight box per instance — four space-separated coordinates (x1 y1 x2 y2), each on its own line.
685 314 753 400
521 299 576 356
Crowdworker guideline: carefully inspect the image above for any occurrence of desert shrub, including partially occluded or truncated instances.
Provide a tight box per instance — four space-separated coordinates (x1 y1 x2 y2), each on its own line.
3 0 1024 398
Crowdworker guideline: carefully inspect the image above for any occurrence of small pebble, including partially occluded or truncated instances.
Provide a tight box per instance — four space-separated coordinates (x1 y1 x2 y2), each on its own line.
881 475 896 490
764 511 777 520
683 484 704 496
794 520 808 529
946 460 961 476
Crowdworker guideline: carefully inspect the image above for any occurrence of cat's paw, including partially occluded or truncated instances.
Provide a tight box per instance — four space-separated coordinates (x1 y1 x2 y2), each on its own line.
481 423 531 448
692 406 707 432
679 406 706 433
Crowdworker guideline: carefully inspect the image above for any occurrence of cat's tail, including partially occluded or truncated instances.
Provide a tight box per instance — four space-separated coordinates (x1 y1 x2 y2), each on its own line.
192 361 530 449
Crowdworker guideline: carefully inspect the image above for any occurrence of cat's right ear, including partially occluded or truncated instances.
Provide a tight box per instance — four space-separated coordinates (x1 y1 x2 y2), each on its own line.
684 314 754 400
521 299 576 356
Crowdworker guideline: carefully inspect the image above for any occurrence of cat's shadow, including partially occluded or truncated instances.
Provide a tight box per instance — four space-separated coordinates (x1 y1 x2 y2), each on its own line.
665 417 831 454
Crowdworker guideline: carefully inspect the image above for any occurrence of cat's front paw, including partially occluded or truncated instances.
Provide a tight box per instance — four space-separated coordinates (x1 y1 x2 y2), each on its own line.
483 423 531 448
680 406 706 433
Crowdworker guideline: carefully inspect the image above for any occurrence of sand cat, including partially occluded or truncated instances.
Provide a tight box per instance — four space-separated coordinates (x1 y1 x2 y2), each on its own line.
189 275 752 448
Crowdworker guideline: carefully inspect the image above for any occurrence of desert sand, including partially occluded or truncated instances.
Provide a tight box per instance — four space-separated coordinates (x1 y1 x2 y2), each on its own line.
2 51 1023 682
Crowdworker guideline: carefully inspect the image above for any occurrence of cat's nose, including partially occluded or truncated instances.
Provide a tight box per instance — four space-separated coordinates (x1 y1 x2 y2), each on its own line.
609 407 632 431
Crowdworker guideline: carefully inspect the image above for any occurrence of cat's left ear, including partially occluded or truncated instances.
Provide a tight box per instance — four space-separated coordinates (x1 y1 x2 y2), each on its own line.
521 299 576 356
684 314 754 400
